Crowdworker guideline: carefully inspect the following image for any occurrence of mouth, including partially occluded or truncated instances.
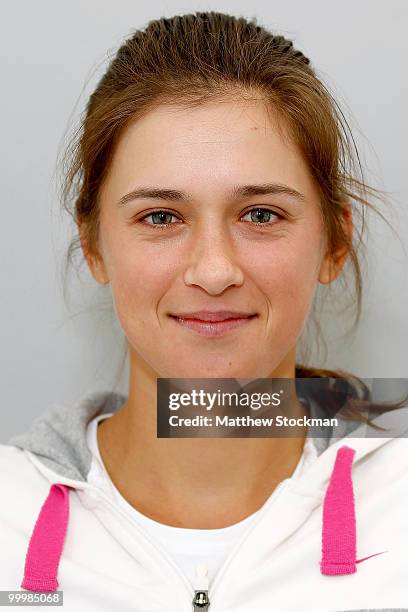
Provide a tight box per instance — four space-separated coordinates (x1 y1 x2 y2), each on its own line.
168 314 258 337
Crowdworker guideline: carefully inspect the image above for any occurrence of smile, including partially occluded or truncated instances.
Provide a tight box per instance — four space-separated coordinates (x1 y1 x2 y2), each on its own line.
169 314 258 337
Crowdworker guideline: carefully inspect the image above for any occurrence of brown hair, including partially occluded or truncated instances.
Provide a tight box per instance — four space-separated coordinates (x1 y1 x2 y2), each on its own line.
59 11 405 421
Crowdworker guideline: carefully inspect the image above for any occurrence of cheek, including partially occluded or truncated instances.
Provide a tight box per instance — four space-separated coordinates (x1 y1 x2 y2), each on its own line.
265 248 320 299
248 231 323 329
103 236 177 334
250 222 322 285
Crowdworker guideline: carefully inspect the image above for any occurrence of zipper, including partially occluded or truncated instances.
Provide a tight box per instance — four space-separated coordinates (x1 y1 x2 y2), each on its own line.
192 564 210 611
192 590 210 611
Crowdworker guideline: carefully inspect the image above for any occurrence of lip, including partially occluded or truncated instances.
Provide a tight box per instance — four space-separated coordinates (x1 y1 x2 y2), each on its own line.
169 314 257 337
170 310 256 322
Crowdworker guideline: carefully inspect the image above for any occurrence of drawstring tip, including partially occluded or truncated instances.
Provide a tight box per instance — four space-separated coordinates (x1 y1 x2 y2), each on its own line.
21 576 59 592
320 562 356 576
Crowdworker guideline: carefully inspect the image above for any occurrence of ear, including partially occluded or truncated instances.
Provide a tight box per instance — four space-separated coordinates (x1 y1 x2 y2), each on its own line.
318 202 353 284
78 223 110 285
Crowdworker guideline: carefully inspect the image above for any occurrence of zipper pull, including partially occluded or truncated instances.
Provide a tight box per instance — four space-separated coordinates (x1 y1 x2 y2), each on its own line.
192 563 210 610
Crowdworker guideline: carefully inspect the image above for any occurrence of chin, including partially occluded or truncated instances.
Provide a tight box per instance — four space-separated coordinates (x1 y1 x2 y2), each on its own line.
163 364 257 379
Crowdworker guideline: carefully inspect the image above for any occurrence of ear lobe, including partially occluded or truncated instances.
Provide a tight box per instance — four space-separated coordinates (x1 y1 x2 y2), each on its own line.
318 203 353 285
78 223 110 285
89 256 110 285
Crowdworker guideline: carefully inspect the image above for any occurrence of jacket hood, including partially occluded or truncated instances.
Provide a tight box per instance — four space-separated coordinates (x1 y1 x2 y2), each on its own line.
7 388 408 596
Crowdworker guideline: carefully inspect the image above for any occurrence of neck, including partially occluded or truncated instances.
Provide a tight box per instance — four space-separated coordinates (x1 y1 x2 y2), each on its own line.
97 351 307 529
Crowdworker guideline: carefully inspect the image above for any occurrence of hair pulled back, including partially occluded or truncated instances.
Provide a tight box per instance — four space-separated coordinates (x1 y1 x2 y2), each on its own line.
60 11 402 419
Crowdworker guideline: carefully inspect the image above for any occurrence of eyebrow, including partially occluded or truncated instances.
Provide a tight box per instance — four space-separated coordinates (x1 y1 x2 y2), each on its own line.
117 182 306 207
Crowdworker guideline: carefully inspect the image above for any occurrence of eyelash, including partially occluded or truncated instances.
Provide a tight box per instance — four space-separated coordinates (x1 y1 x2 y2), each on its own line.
135 207 284 230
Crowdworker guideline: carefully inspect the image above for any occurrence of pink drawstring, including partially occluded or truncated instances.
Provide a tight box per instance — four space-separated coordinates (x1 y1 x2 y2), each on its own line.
320 445 357 575
21 484 70 592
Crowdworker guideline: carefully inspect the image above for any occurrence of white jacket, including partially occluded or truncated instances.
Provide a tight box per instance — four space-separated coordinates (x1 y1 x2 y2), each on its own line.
1 390 408 612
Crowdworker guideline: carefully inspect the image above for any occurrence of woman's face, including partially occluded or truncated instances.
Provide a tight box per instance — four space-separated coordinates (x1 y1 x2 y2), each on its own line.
90 99 336 378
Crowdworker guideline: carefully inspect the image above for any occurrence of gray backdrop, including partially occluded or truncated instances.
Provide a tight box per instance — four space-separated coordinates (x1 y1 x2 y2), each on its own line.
1 0 407 441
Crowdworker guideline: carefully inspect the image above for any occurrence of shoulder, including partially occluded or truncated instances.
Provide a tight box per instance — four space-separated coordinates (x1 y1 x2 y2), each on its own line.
0 443 52 525
0 443 32 481
0 442 42 483
0 441 28 462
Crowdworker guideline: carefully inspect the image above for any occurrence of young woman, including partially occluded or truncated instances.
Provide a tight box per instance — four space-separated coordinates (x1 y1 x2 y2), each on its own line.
1 11 407 612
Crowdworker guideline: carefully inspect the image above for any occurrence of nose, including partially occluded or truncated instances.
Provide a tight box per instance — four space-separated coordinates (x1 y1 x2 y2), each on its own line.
183 224 244 294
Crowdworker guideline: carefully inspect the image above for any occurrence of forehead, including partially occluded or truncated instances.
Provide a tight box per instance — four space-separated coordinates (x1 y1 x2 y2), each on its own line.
102 99 318 203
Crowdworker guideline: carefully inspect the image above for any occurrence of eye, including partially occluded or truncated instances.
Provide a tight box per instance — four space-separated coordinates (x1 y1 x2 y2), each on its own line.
139 210 181 229
241 207 282 226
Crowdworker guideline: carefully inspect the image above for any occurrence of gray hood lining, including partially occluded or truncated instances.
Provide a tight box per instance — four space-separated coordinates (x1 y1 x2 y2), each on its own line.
8 390 126 481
